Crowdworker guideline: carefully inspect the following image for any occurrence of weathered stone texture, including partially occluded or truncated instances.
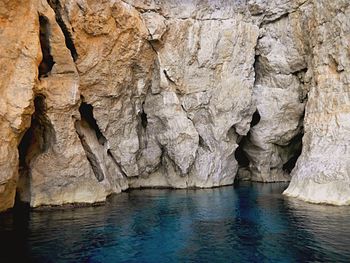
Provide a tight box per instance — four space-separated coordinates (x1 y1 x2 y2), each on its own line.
1 0 350 211
284 0 350 205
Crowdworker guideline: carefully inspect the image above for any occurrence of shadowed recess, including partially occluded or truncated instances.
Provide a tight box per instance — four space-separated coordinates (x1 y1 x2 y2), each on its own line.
235 138 250 168
47 0 78 61
235 110 261 169
139 103 148 129
75 101 106 182
282 131 304 173
250 110 261 127
78 101 106 145
38 16 55 77
17 95 55 202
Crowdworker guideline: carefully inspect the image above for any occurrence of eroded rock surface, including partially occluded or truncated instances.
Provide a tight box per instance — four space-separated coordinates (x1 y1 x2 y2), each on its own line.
1 0 350 211
241 3 309 182
284 0 350 205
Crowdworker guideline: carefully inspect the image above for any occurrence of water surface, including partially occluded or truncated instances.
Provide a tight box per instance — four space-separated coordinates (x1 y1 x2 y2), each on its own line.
1 182 350 262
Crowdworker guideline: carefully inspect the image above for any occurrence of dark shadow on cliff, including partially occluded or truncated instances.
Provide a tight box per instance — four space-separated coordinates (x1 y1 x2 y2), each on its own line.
38 15 55 78
47 0 78 61
282 130 304 173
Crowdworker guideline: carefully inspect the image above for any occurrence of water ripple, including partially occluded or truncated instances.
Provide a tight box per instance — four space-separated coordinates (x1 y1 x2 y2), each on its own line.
1 182 350 262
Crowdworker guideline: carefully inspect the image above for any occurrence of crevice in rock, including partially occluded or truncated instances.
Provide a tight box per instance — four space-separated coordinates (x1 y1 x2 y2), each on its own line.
107 149 127 179
234 136 252 182
76 132 105 182
47 0 78 61
235 110 262 163
38 15 55 78
250 110 261 127
282 129 304 174
234 109 261 180
292 67 308 77
163 69 177 85
235 138 250 168
180 104 193 122
78 101 107 145
17 95 55 202
75 100 106 182
198 135 210 151
147 39 159 54
139 103 148 129
261 12 290 26
18 95 55 162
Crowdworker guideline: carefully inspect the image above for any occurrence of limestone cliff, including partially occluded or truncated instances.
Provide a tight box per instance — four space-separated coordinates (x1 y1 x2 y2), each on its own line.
0 0 349 211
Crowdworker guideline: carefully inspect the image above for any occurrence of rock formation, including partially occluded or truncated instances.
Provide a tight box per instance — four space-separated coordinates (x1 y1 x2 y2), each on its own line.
0 0 349 211
284 0 350 205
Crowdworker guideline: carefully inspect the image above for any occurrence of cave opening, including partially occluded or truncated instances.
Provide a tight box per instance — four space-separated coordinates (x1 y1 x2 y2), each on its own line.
38 15 55 78
17 95 55 203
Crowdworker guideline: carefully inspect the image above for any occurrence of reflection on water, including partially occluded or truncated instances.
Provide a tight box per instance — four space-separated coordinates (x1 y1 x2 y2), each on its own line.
1 182 350 262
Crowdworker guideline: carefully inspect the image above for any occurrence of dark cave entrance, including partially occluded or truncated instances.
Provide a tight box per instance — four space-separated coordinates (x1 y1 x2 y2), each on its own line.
38 15 55 78
17 95 55 203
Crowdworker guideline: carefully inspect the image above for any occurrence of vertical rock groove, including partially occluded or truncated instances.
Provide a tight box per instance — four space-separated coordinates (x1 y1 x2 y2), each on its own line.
78 102 107 145
38 15 55 77
139 103 148 129
75 101 106 182
47 0 78 61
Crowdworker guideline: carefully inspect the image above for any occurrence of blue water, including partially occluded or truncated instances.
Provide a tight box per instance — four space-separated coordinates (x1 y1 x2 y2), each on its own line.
1 182 350 263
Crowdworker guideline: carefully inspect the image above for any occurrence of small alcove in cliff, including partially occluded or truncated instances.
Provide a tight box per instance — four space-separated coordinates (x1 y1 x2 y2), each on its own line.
281 131 304 174
17 95 55 203
38 15 55 78
234 110 261 181
75 101 106 182
77 101 106 145
235 110 261 167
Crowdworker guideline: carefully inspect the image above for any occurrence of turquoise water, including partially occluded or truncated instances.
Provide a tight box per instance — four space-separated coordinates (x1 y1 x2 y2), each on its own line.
1 182 350 262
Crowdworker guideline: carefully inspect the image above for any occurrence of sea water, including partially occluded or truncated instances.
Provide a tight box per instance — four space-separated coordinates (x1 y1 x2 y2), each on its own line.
1 182 350 262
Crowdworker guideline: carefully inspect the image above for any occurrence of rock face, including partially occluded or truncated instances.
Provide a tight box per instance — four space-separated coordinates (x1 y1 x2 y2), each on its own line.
0 0 349 211
242 8 308 183
284 0 350 205
0 0 41 211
